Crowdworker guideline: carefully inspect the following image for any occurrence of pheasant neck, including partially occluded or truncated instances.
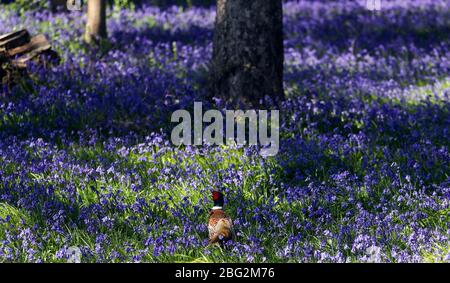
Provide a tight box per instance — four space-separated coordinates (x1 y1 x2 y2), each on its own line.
212 206 223 210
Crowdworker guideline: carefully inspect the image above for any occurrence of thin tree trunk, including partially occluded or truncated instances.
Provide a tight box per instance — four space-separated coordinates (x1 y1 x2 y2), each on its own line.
212 0 284 108
85 0 107 44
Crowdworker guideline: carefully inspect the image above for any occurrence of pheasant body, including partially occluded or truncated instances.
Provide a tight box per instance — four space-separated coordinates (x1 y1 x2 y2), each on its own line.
208 191 233 245
208 209 233 244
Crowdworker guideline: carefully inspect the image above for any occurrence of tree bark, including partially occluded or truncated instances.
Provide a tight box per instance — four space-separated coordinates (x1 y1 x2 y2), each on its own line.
212 0 284 108
85 0 107 44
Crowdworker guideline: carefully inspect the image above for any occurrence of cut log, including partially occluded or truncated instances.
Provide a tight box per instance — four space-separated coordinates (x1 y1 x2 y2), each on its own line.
0 30 58 95
10 35 53 68
6 34 51 58
0 29 31 52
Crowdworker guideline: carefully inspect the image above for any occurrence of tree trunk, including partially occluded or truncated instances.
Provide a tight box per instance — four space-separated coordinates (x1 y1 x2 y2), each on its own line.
85 0 107 44
212 0 284 108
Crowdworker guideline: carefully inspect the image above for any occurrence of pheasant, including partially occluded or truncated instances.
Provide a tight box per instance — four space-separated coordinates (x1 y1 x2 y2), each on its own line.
208 191 233 245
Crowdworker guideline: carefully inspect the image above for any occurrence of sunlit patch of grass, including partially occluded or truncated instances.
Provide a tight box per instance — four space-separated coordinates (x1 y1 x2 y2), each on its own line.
422 244 450 263
6 141 284 262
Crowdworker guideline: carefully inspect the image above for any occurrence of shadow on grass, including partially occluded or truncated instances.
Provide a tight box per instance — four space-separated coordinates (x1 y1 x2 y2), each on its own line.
284 4 450 53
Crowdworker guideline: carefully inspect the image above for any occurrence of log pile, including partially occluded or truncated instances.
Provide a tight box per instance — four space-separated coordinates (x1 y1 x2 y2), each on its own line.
0 29 58 94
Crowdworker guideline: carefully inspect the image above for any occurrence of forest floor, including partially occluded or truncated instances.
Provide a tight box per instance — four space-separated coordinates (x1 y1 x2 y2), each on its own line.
0 0 449 262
